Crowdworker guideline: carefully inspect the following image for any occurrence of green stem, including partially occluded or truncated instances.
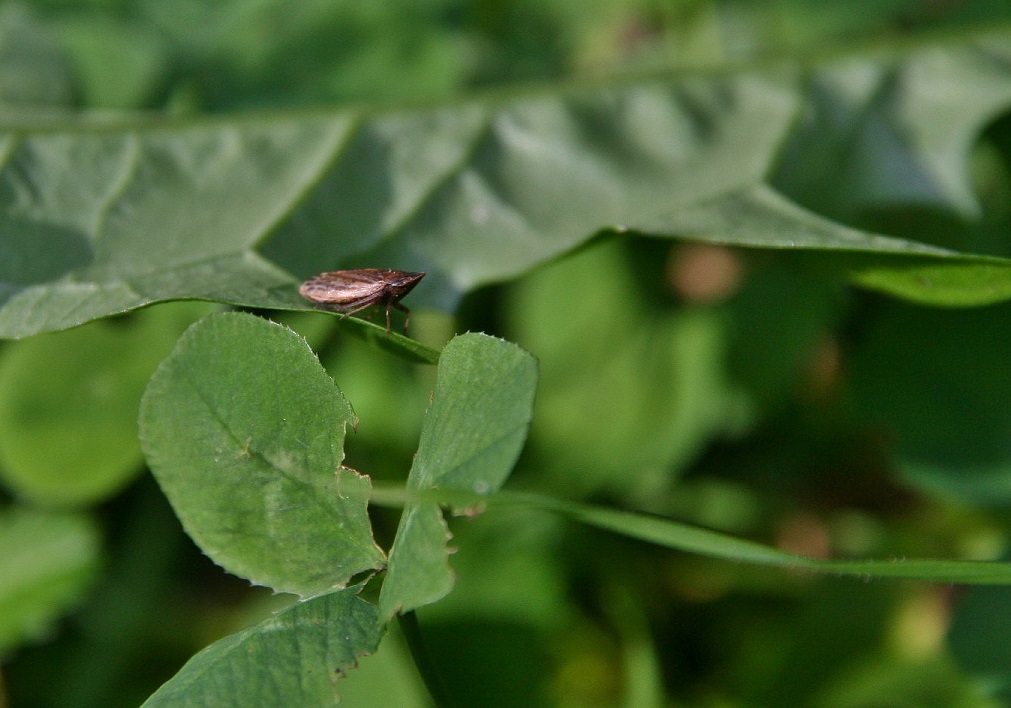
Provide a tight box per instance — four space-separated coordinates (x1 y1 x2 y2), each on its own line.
398 610 454 708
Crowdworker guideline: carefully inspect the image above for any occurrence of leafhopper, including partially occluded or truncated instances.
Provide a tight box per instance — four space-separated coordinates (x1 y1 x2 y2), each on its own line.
299 269 425 333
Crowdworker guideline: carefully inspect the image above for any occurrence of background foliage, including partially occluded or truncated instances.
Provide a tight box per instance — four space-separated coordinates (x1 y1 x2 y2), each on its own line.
2 1 1011 706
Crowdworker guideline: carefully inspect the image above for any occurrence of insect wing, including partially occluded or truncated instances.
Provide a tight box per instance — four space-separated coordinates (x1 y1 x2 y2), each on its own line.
299 270 390 310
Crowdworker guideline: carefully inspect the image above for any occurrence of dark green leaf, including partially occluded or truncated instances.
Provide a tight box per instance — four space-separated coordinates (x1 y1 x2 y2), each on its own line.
851 302 1011 505
949 585 1011 699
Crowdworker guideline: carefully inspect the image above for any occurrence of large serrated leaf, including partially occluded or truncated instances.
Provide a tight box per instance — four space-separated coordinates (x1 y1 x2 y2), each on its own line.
637 185 1011 306
0 118 349 338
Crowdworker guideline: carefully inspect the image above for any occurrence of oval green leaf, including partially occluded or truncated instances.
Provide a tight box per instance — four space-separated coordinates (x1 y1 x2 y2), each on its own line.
379 333 538 617
139 312 385 597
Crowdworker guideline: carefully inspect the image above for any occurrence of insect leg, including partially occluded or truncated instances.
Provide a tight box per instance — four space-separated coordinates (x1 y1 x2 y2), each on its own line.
332 301 376 318
392 301 411 333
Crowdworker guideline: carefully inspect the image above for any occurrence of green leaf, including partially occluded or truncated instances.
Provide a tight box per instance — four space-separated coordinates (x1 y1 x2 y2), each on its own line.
520 493 1011 585
771 31 1011 220
379 333 538 617
507 238 740 493
948 585 1011 697
0 117 350 338
0 507 100 654
4 31 1011 340
50 15 169 110
0 8 76 110
814 656 995 708
0 302 211 506
635 185 1011 306
138 312 385 597
851 302 1011 505
142 587 385 708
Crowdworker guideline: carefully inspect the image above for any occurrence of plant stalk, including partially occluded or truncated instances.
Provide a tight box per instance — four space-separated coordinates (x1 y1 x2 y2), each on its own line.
398 610 454 708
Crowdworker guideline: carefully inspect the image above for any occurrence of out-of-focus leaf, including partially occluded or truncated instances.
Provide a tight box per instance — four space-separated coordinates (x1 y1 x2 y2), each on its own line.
949 584 1011 701
378 333 537 618
508 238 741 495
813 655 996 708
723 255 846 405
139 312 385 597
141 1 465 108
0 507 100 655
772 31 1011 220
0 6 76 111
850 302 1011 505
142 587 385 708
51 16 168 109
0 302 211 506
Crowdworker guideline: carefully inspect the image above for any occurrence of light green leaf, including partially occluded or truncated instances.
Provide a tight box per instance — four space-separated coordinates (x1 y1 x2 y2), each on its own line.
142 587 384 708
508 238 739 493
0 302 211 506
139 312 385 597
379 333 538 617
0 507 100 654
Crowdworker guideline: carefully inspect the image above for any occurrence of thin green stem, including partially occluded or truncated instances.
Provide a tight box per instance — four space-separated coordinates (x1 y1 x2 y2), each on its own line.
398 610 454 708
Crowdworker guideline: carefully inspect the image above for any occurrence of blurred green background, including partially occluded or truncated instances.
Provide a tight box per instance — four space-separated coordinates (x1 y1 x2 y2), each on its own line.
2 1 1011 706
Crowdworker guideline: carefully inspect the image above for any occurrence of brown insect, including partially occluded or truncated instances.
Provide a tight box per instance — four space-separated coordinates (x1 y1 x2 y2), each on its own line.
299 269 425 333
